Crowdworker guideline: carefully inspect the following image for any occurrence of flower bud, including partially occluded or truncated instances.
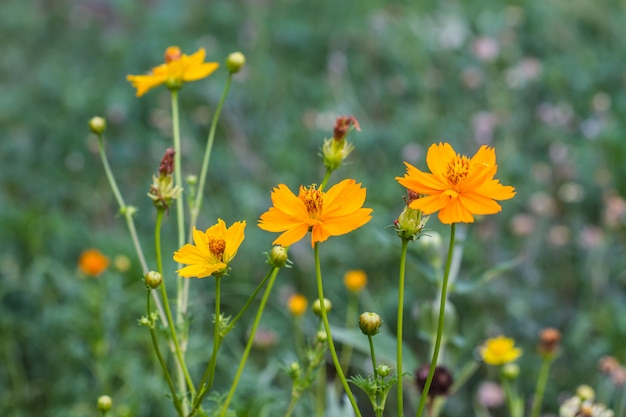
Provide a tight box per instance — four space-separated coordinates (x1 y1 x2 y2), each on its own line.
312 298 332 316
268 245 289 267
395 205 429 240
226 52 246 73
376 363 391 377
538 327 561 357
359 312 382 336
415 365 454 397
316 330 328 342
288 361 301 379
576 384 595 401
501 363 520 380
97 395 112 412
186 175 198 186
89 116 106 134
144 271 162 289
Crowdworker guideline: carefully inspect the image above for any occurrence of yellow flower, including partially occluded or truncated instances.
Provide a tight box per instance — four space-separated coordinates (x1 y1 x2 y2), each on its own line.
258 179 373 248
78 249 109 277
287 294 308 317
480 336 522 365
173 219 245 278
127 46 219 97
396 142 515 224
344 270 367 292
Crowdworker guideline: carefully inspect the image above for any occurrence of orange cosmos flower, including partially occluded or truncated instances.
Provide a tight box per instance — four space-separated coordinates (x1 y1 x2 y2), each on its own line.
78 249 109 277
396 142 515 224
173 219 246 278
258 179 373 248
127 46 219 97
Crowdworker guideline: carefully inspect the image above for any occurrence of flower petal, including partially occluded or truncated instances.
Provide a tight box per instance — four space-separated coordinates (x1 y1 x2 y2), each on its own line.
426 142 456 179
272 224 310 247
438 199 475 224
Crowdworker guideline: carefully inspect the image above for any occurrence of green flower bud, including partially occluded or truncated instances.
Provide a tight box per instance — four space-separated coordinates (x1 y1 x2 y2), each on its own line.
144 271 162 289
268 245 289 267
89 116 106 134
226 52 246 73
376 363 391 377
288 361 301 379
316 330 328 342
501 363 520 380
359 312 382 336
97 395 112 412
576 385 595 401
312 298 332 316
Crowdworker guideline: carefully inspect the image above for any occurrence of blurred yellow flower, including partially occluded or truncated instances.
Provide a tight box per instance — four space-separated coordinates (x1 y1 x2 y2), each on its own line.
344 270 367 293
258 179 373 248
78 249 109 277
173 219 245 278
127 46 219 97
480 336 522 365
396 142 515 224
287 294 308 317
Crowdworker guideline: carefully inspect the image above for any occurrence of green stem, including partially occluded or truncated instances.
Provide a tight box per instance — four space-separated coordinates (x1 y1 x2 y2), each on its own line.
189 73 233 234
502 375 520 417
529 355 554 417
319 170 332 191
368 335 378 382
155 209 196 401
95 134 166 322
206 276 222 394
194 268 274 401
147 290 184 417
314 243 363 417
397 238 409 416
415 223 456 417
337 292 359 390
217 267 281 417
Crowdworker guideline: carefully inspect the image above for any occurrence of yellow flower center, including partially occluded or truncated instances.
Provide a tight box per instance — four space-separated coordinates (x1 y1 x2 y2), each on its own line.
446 155 471 185
301 186 323 218
209 238 226 261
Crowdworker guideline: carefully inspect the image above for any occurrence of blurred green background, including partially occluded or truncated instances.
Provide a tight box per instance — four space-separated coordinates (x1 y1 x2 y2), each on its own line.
3 0 626 416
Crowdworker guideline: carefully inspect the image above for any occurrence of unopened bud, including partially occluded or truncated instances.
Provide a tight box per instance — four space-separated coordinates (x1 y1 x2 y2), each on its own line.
89 116 106 134
97 395 112 412
416 365 453 397
376 363 391 377
502 363 520 380
576 384 595 401
312 298 332 316
316 330 328 342
538 327 561 357
226 52 246 73
359 312 382 336
395 204 429 240
144 271 162 289
288 361 301 379
268 245 289 267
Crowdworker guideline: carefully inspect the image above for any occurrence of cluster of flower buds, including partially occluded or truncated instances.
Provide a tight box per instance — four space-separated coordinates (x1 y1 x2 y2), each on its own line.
147 148 183 212
321 115 360 172
395 190 429 240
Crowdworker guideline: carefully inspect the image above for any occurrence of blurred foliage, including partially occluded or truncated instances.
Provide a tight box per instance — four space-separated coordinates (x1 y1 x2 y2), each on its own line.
2 0 626 416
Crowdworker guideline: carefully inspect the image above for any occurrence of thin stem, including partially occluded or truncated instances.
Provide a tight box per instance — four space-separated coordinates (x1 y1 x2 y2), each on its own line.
155 209 196 401
337 292 359 391
529 355 554 417
314 243 363 417
147 290 184 417
206 276 222 393
195 268 274 397
368 335 378 381
189 73 233 233
397 238 409 417
217 267 281 417
95 134 166 322
319 170 332 191
415 223 457 417
502 375 521 417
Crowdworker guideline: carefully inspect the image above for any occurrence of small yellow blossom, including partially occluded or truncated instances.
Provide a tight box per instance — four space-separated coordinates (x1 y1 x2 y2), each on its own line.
173 219 245 278
480 336 522 365
344 270 367 292
287 294 308 317
78 249 109 277
127 46 219 97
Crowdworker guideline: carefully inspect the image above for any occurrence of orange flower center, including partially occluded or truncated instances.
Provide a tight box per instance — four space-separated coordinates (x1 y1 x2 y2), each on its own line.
164 46 182 63
446 155 470 185
301 186 323 218
209 238 226 261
